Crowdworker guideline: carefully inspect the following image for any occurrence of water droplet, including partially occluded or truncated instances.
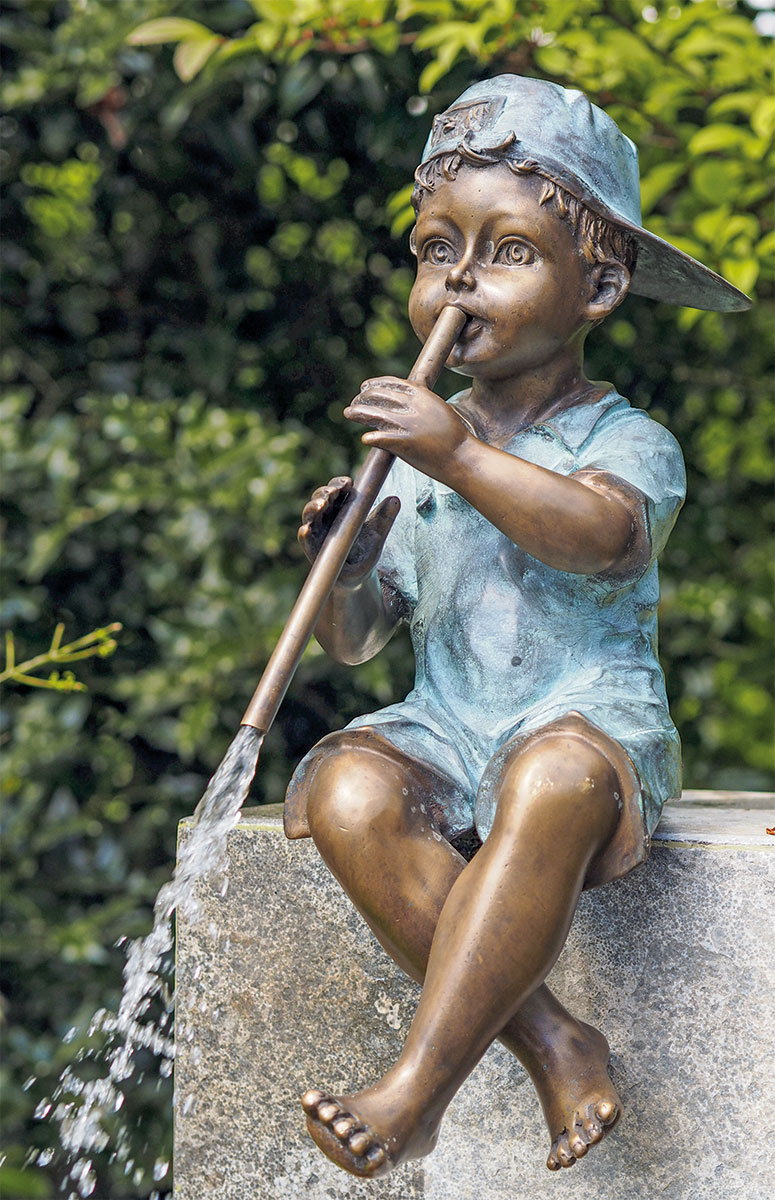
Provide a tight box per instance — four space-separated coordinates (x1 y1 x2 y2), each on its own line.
22 1076 37 1091
63 1026 79 1044
153 1158 169 1181
37 1148 55 1166
219 877 229 897
34 1101 52 1119
159 1059 173 1077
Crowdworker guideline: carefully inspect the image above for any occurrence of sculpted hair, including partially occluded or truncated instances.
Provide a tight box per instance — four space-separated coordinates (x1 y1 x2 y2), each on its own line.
412 141 638 274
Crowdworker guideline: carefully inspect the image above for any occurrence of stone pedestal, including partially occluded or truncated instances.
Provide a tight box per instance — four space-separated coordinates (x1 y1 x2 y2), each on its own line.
173 794 774 1200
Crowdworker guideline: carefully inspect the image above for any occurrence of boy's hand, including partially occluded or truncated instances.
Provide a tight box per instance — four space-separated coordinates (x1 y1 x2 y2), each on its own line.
344 377 472 480
298 476 400 588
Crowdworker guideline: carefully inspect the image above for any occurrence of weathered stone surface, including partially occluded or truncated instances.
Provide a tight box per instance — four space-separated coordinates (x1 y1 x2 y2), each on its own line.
174 795 775 1200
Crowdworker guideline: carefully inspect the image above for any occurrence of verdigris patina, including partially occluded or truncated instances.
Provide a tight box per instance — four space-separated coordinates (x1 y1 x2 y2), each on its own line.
263 76 750 1178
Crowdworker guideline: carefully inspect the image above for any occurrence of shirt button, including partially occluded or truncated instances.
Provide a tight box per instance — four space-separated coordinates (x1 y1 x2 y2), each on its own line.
511 655 522 666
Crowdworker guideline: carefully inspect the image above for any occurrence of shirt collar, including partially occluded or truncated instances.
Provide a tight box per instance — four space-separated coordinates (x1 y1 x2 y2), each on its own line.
531 389 623 453
448 388 624 455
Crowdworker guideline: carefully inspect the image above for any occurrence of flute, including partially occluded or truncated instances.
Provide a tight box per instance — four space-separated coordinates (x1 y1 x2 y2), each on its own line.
240 303 467 735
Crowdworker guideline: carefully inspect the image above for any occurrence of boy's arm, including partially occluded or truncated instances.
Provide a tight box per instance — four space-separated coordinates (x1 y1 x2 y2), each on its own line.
345 381 638 576
445 440 638 575
298 477 403 664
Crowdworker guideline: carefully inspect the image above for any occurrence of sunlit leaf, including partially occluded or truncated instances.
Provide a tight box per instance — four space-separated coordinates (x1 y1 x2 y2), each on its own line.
173 37 221 83
719 256 759 296
126 18 217 46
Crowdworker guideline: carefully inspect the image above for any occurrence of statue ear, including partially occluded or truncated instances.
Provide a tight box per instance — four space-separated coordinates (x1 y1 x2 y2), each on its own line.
409 226 418 257
585 260 630 321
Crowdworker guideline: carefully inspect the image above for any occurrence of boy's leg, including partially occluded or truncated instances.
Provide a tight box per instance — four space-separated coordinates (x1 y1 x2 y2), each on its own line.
303 727 621 1175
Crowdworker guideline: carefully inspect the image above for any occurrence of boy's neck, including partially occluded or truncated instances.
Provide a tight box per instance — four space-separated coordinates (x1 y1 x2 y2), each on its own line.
459 351 605 446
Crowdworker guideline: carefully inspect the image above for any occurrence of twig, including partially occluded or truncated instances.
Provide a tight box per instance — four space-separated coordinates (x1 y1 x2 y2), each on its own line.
0 623 122 692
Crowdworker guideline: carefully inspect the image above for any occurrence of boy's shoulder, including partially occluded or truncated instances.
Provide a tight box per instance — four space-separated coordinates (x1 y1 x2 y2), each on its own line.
540 389 683 465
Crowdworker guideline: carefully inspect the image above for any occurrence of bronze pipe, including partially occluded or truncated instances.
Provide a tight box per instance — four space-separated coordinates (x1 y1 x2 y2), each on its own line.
240 303 467 733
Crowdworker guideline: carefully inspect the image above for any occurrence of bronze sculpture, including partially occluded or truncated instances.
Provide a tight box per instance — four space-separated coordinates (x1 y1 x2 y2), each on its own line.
256 76 749 1178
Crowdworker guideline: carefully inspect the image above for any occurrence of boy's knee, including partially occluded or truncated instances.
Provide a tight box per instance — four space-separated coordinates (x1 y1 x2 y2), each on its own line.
494 732 620 837
305 736 407 845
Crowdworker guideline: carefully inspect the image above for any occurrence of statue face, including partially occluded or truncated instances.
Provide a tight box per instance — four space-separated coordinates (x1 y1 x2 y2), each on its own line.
408 164 595 381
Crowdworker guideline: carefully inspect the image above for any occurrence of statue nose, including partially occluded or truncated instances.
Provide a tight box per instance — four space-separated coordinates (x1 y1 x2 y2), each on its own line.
445 262 476 292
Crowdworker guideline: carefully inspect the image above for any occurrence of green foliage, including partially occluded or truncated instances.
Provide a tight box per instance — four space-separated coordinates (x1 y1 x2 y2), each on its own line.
1 0 772 1195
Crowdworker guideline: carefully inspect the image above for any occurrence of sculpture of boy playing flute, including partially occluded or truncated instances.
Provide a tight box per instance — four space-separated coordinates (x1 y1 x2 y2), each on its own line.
282 76 749 1178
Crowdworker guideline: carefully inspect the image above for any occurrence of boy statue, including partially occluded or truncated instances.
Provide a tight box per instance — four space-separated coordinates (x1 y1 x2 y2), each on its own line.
282 76 749 1178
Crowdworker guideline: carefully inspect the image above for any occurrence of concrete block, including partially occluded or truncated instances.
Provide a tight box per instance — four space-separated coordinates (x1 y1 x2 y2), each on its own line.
173 794 775 1200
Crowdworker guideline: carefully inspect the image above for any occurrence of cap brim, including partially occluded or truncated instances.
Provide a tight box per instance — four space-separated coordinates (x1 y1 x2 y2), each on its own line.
624 220 752 312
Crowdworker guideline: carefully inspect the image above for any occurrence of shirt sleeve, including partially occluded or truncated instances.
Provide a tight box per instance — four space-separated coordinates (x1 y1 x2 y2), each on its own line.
574 407 686 576
373 456 418 616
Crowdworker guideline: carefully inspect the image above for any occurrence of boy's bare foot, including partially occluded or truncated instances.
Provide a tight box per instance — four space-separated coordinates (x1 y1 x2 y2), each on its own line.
301 1082 439 1179
522 1021 621 1170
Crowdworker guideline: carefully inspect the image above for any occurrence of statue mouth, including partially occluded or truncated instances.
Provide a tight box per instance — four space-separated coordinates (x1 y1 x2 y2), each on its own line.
444 305 486 338
459 317 485 340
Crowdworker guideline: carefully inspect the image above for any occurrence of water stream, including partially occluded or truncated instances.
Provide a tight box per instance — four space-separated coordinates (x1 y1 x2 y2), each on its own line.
31 724 264 1198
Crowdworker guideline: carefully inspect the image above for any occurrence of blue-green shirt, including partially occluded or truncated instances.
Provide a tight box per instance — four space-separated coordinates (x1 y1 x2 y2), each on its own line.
345 389 685 846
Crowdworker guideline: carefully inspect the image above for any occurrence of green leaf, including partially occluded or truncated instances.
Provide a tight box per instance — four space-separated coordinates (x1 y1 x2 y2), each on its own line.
126 18 217 46
752 95 775 142
688 124 755 156
692 204 731 246
756 230 775 261
719 257 759 296
709 91 760 119
173 37 222 83
640 162 686 215
368 23 401 54
690 160 743 205
418 37 463 92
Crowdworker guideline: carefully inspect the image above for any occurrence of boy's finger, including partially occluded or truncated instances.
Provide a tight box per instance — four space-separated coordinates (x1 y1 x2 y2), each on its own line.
348 414 407 437
370 495 400 521
344 403 408 428
347 393 407 416
302 493 330 518
360 376 412 394
361 429 409 447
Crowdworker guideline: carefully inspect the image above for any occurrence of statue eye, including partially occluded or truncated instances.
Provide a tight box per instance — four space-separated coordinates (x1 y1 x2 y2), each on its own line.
422 239 456 266
494 239 535 266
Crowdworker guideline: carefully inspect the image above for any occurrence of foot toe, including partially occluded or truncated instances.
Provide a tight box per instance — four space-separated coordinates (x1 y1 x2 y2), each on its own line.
552 1134 576 1169
348 1130 371 1156
596 1099 617 1125
365 1145 387 1170
585 1118 603 1143
569 1134 588 1158
301 1088 326 1116
332 1115 357 1138
317 1101 339 1124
